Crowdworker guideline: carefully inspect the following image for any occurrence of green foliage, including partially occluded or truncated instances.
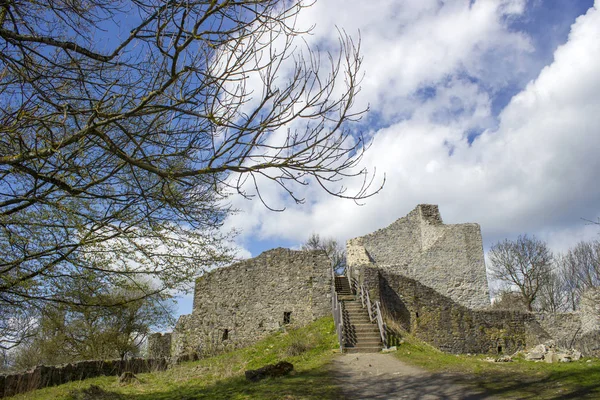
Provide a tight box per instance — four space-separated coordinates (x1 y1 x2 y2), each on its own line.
11 275 174 371
10 317 340 400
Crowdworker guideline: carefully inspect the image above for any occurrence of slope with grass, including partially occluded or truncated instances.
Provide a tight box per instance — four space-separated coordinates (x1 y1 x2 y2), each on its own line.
394 334 600 399
9 317 340 400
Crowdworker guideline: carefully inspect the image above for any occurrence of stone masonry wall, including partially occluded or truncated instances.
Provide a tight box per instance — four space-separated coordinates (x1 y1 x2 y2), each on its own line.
147 333 172 359
365 267 539 354
581 287 600 334
171 248 331 358
532 312 582 349
347 204 490 309
362 266 596 356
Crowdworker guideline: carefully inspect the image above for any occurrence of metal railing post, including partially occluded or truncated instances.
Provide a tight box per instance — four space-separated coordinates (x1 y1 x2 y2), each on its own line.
330 268 344 353
374 301 387 348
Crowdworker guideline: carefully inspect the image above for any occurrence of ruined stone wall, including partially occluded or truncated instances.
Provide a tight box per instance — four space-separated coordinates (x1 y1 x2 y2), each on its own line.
366 267 537 354
581 287 600 334
363 266 595 356
347 204 490 309
532 312 582 349
171 248 331 358
0 358 167 398
147 333 172 359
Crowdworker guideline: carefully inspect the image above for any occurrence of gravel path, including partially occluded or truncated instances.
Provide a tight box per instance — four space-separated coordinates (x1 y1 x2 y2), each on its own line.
330 353 497 399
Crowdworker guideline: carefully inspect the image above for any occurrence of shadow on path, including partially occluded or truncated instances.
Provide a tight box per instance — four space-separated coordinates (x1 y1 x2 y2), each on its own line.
330 353 494 400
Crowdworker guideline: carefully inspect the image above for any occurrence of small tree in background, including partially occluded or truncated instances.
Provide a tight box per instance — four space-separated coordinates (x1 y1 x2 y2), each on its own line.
558 240 600 311
302 234 346 274
488 235 553 312
490 289 529 311
11 274 174 371
536 269 569 313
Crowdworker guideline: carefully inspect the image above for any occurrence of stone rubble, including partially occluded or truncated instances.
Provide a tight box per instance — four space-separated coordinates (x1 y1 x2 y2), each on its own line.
484 340 584 363
519 341 582 363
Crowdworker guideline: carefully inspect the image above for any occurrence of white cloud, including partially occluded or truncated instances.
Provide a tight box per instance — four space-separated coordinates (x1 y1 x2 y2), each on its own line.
223 0 600 260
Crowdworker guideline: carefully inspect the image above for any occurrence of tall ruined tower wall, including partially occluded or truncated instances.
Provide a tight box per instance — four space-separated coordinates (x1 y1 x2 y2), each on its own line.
347 204 490 309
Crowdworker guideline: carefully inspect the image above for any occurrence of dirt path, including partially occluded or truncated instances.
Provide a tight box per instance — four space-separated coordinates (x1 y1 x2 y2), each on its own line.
330 353 497 399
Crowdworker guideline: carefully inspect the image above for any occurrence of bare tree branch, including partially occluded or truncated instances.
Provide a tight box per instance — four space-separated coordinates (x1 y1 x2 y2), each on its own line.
0 0 381 349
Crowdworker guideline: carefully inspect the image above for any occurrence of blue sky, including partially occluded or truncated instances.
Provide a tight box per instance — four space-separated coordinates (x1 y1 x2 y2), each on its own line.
176 0 600 317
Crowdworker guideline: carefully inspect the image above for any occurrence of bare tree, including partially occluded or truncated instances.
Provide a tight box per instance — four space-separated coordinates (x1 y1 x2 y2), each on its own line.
536 268 569 313
556 240 600 311
302 233 346 273
0 1 380 349
488 235 553 312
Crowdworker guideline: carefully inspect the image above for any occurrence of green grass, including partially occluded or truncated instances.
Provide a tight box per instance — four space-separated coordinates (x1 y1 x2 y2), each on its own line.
394 333 600 399
10 317 340 400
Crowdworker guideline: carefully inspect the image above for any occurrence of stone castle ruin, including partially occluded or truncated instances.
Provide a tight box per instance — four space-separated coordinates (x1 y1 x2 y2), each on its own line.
155 204 600 359
6 205 599 397
346 204 489 309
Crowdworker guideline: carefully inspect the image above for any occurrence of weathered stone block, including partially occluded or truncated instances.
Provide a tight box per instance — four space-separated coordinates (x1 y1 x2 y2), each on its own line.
245 361 294 382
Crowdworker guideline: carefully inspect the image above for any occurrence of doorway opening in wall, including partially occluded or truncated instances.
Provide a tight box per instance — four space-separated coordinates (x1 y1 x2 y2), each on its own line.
497 345 503 354
283 312 292 325
222 329 229 341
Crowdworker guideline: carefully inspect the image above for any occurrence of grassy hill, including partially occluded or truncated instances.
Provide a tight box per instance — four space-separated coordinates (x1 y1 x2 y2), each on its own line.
10 317 340 400
9 317 600 399
394 333 600 399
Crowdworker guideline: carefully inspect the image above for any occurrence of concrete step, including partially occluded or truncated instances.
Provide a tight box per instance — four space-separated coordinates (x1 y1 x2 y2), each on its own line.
345 328 380 334
343 347 382 354
345 332 381 339
345 339 382 345
343 316 372 322
344 321 373 326
346 329 380 336
348 341 382 347
346 323 379 329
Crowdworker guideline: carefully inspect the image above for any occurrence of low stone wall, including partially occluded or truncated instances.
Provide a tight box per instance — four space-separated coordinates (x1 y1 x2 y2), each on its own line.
372 268 538 354
532 312 582 349
0 358 168 398
359 267 557 355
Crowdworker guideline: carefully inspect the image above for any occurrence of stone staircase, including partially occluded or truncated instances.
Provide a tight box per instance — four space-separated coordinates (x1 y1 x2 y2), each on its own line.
334 276 383 353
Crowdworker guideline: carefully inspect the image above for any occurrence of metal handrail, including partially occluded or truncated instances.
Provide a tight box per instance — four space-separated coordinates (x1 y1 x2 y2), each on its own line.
364 285 374 322
374 300 387 346
330 266 344 352
346 264 353 293
357 282 387 349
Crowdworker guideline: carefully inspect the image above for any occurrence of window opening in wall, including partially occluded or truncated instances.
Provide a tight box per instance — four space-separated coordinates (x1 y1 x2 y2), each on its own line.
497 345 503 354
283 311 292 325
222 329 229 341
